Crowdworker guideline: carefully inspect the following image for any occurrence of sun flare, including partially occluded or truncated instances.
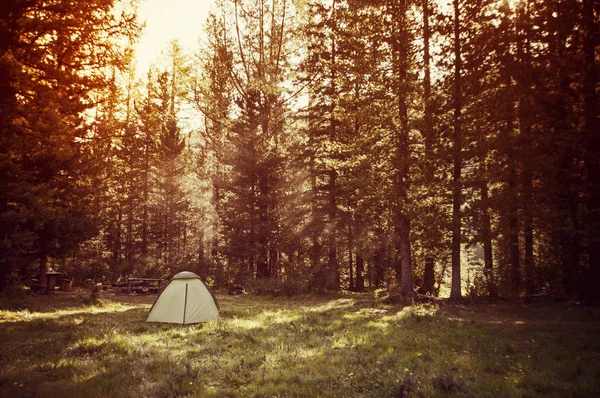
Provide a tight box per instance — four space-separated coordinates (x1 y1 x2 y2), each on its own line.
134 0 215 75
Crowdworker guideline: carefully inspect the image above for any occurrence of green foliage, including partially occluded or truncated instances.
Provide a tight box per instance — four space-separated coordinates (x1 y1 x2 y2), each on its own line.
2 0 598 302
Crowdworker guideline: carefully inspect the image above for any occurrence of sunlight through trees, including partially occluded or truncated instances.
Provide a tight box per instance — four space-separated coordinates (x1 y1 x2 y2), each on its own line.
1 0 598 300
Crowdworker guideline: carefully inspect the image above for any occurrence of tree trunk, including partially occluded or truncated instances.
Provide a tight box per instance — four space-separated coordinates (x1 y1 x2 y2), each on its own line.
348 218 354 291
508 157 521 298
355 252 365 292
419 0 436 297
481 182 496 297
517 1 535 295
326 0 339 291
374 241 384 288
505 67 520 299
354 212 365 292
309 154 322 283
561 194 579 296
391 0 415 298
551 8 579 297
367 256 372 289
142 128 150 259
268 248 278 279
126 203 133 262
198 229 206 280
114 204 122 267
399 215 414 296
38 223 51 286
211 182 220 260
582 0 599 298
256 172 270 279
521 119 535 295
327 170 339 290
450 0 463 300
419 256 436 295
520 114 535 295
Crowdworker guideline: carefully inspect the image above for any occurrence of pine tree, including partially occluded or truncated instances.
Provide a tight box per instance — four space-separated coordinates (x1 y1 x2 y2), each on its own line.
0 0 140 288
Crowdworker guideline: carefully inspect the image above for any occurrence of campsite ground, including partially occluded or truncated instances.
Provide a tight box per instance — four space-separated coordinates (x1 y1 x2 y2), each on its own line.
0 289 599 397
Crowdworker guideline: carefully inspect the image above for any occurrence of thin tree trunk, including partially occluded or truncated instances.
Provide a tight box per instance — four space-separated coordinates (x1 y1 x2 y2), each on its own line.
348 217 354 291
327 0 339 290
419 0 436 296
354 212 365 292
182 222 187 256
164 191 170 268
257 172 269 279
398 215 414 296
391 0 415 297
309 153 321 282
198 229 206 280
367 256 372 289
507 93 521 299
328 170 339 289
211 182 220 260
142 128 150 258
114 204 122 267
250 171 257 281
355 253 364 292
518 0 535 295
420 256 436 295
582 0 600 297
560 191 579 296
450 0 463 300
481 182 496 297
551 7 578 296
126 204 133 262
520 113 535 295
520 106 535 295
373 227 384 288
38 226 49 286
268 248 278 279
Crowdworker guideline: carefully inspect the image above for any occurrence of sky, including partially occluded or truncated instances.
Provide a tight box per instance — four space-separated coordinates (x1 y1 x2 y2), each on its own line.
134 0 216 76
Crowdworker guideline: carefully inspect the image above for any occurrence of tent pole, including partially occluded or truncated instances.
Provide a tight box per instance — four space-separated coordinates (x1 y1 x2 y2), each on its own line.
183 283 188 324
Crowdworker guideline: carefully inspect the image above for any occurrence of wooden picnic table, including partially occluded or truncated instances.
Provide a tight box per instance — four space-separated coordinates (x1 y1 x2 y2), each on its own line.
126 277 164 294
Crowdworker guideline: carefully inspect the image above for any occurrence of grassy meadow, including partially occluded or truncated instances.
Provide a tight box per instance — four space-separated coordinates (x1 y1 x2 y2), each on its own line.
0 290 599 397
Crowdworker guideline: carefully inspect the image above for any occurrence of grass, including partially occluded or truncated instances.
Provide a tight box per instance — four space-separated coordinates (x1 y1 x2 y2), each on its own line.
0 290 599 397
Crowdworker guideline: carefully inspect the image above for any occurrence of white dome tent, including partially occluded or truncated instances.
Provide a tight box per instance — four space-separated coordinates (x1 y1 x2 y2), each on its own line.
146 271 219 324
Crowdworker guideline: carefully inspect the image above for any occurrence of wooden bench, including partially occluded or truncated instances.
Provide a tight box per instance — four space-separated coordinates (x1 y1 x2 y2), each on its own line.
124 278 164 294
30 279 48 294
30 284 48 294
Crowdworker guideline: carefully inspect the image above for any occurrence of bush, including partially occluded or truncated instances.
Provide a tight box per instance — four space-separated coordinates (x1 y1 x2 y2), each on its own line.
2 272 26 298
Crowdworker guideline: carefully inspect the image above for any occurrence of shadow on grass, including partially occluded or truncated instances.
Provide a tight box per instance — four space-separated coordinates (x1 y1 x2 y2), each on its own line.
1 295 599 397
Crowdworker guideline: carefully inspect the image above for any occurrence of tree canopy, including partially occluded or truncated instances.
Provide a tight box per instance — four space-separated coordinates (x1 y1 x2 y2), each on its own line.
1 0 598 300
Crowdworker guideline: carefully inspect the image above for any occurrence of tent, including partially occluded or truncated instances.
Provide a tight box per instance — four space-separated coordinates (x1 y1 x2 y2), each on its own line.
146 271 219 324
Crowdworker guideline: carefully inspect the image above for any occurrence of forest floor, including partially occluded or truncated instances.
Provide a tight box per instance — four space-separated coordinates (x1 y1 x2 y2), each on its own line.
0 289 599 397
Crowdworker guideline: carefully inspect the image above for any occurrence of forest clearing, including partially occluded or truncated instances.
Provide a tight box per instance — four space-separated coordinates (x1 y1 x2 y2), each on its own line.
1 291 599 397
1 0 599 395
